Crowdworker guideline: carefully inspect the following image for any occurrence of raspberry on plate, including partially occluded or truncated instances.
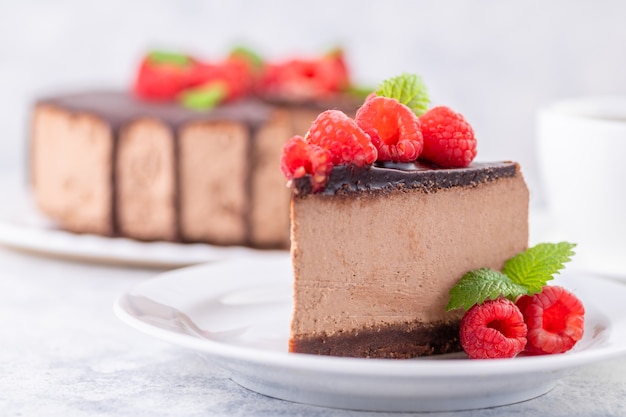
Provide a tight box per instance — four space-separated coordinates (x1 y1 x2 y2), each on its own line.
306 110 377 166
419 106 477 168
460 298 528 359
516 285 585 355
280 135 333 193
355 96 423 162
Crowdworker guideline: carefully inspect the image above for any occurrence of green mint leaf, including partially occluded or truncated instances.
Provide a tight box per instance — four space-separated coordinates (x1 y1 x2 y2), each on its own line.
446 268 528 311
376 73 430 116
179 83 227 111
148 50 191 67
229 45 264 71
502 242 577 294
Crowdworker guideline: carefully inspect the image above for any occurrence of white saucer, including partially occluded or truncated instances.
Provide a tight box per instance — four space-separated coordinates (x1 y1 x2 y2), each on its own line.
114 254 626 412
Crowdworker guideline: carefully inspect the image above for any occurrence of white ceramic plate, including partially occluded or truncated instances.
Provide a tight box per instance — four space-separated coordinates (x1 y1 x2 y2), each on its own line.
0 182 280 268
114 254 626 412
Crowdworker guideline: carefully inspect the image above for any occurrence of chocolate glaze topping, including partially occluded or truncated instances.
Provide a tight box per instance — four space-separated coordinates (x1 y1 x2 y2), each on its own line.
36 90 362 130
37 90 274 130
294 161 520 197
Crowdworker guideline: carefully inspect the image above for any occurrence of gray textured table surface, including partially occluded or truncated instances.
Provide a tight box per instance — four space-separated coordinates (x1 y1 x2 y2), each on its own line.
1 244 626 417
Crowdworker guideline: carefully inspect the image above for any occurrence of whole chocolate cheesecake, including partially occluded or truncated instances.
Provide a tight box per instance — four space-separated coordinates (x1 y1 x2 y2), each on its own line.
30 91 327 248
29 48 359 249
288 161 529 358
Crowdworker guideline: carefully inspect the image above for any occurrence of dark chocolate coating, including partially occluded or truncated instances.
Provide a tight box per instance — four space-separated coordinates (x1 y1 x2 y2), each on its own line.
35 90 361 130
36 90 273 131
294 161 521 196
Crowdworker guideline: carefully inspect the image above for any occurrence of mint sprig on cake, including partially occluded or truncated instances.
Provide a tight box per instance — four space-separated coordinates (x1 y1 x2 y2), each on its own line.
375 73 430 116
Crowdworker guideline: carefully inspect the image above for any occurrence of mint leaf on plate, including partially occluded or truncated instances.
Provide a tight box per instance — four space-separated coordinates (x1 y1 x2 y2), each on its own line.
446 268 528 311
503 242 577 294
446 242 577 311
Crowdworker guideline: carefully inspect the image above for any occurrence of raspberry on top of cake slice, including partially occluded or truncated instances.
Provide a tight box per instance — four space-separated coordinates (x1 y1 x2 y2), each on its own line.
283 73 527 359
280 73 478 193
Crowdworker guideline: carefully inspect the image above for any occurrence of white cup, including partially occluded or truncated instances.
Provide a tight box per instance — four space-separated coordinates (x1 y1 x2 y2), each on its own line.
537 97 626 276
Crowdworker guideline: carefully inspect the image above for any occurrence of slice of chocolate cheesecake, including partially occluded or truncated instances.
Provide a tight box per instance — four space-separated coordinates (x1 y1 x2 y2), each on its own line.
288 161 529 358
281 73 530 359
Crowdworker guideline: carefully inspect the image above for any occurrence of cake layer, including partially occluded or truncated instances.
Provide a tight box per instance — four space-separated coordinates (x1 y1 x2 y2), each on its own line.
289 319 461 359
289 161 529 358
31 104 114 235
30 91 354 248
179 120 250 245
116 118 177 241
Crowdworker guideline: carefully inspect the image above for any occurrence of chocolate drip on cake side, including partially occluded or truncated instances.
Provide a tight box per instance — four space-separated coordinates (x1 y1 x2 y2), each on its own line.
109 124 121 236
243 122 260 246
171 128 182 242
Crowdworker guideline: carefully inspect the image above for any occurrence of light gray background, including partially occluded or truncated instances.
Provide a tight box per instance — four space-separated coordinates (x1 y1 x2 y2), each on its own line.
2 0 626 206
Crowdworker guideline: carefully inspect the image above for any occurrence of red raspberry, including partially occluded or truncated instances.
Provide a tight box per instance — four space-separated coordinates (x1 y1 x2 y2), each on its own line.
227 46 265 78
516 286 585 355
355 96 423 162
419 106 477 167
258 51 348 99
187 58 253 101
133 53 195 101
280 136 333 192
221 55 258 98
323 48 350 92
306 110 377 166
275 59 329 98
460 298 528 359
